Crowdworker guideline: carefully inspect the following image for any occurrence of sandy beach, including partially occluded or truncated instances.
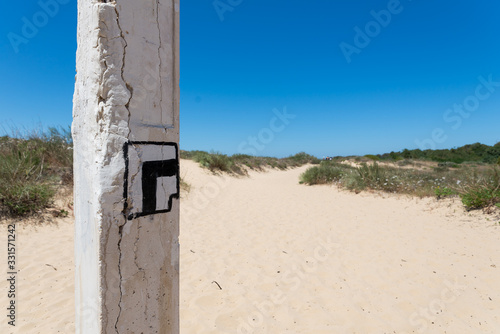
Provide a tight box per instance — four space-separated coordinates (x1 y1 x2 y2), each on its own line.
1 159 500 333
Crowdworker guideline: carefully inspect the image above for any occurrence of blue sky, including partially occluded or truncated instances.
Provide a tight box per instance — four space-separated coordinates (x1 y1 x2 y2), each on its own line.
1 1 499 158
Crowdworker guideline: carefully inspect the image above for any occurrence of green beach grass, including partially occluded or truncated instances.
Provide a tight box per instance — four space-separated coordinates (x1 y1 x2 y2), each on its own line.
0 127 72 216
180 150 320 175
300 160 500 211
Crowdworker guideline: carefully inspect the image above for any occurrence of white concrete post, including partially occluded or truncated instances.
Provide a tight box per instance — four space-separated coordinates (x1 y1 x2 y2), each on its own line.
72 0 180 333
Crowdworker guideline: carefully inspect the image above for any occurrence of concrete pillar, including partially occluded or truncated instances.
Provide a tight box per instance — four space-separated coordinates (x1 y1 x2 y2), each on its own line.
72 0 180 333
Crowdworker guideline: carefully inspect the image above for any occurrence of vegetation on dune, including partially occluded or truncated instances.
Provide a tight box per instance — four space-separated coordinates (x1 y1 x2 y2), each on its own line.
373 142 500 164
300 160 500 211
1 129 498 217
0 127 72 216
180 150 320 174
299 162 345 185
364 154 380 161
459 168 500 210
188 151 241 174
179 178 191 194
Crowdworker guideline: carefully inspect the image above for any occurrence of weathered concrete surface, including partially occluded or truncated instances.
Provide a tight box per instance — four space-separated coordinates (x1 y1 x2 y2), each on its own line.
72 0 179 333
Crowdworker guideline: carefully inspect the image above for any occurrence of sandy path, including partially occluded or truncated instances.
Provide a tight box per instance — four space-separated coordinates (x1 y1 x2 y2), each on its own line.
1 159 500 333
180 160 500 334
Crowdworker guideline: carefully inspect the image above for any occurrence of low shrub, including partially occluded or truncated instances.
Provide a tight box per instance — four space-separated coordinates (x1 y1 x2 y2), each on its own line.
299 162 345 185
284 152 321 166
0 128 71 216
434 186 456 199
364 154 380 161
460 188 500 210
1 183 54 216
459 168 500 210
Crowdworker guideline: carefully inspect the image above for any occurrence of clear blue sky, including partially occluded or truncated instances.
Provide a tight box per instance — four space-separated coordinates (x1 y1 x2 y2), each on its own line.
1 1 499 157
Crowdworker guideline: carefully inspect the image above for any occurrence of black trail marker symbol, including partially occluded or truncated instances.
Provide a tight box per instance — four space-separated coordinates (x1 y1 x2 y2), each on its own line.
124 142 180 220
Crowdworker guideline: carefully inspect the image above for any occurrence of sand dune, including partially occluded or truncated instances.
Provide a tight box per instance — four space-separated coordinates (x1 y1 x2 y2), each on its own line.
1 159 500 333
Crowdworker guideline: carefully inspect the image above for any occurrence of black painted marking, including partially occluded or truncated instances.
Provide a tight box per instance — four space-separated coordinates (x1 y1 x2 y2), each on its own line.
141 159 178 214
123 141 179 220
123 143 129 215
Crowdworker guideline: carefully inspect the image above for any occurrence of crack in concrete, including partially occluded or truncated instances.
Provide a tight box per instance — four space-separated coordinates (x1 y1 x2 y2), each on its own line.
112 2 131 332
133 222 142 271
156 0 164 133
115 223 124 334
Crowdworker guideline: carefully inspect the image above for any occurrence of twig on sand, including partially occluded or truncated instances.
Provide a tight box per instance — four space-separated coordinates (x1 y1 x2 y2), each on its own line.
45 264 57 271
212 281 222 290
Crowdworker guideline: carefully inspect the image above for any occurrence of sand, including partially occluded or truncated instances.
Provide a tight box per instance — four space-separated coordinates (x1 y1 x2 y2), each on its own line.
1 159 500 333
